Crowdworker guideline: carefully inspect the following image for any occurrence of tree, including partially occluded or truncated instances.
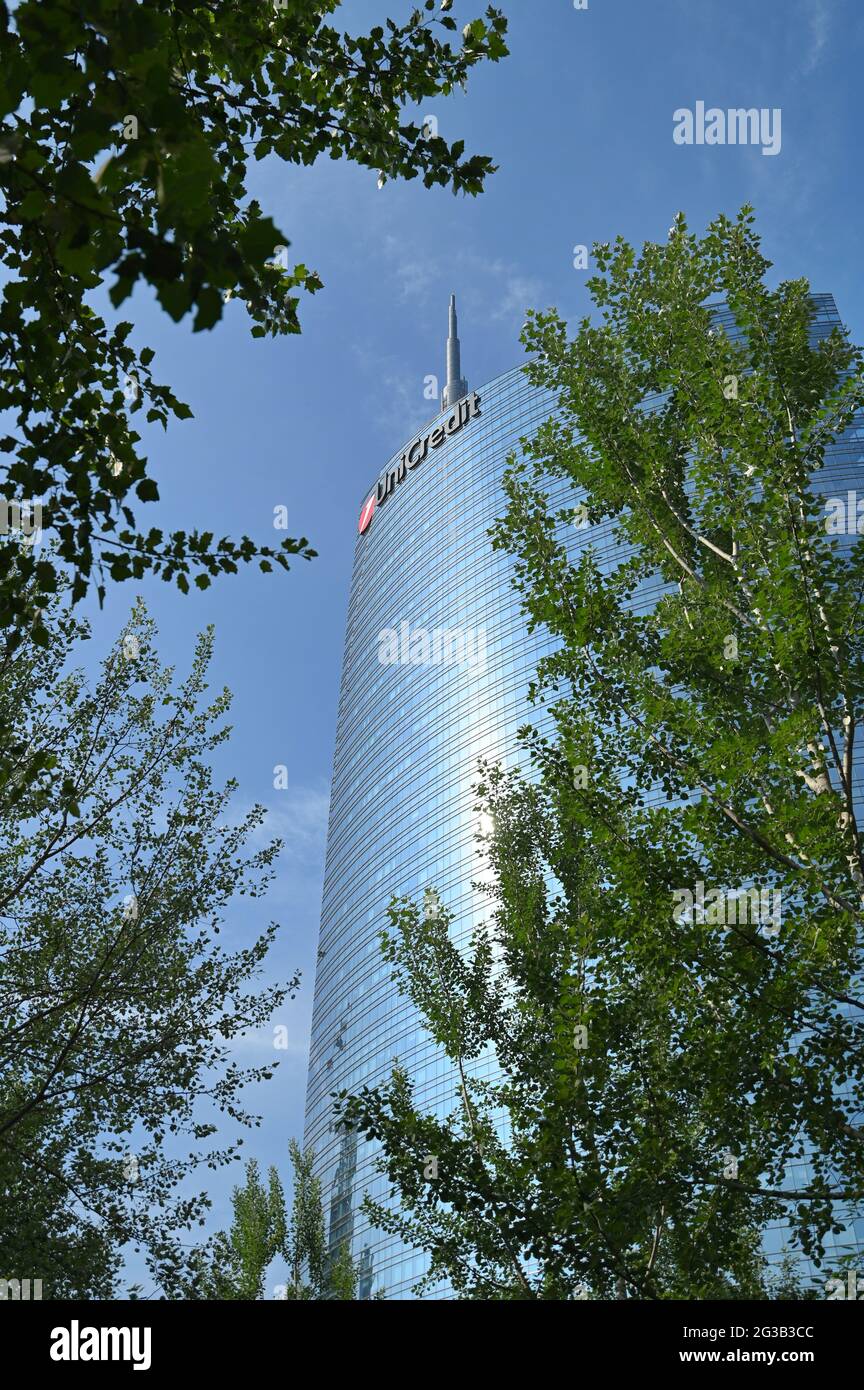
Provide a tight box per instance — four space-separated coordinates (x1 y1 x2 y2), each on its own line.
0 0 508 629
177 1159 288 1300
0 591 298 1297
283 1138 328 1300
339 209 864 1298
281 1137 380 1299
177 1141 376 1299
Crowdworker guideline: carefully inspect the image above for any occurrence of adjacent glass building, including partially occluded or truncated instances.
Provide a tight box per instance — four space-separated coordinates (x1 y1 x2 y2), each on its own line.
304 292 864 1298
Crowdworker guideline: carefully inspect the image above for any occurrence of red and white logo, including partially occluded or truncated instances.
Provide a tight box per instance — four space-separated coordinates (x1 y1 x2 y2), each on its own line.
358 493 376 535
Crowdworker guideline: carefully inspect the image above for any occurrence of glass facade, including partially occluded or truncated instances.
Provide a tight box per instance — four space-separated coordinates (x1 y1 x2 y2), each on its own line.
304 356 562 1298
304 294 864 1298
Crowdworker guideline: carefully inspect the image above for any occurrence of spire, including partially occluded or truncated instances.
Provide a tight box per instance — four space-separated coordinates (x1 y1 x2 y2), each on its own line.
441 292 468 411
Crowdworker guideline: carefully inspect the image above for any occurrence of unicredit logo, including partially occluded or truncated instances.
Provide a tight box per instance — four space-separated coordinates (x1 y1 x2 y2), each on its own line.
358 493 376 534
358 391 482 537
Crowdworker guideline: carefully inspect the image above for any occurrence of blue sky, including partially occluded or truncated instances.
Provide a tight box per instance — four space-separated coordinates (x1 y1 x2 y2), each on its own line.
62 0 863 1291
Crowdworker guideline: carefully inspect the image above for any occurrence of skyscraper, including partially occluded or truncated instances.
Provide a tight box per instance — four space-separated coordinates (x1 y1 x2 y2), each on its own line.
304 298 560 1297
304 293 864 1298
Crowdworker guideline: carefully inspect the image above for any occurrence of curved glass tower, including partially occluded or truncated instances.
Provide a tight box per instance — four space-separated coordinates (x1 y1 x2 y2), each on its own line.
304 301 559 1298
305 293 864 1299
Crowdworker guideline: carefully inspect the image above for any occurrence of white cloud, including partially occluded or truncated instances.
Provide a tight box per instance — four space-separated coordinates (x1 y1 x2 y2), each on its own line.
383 235 439 303
377 236 547 326
263 783 330 872
349 333 438 442
485 268 545 325
231 1026 309 1059
799 0 830 76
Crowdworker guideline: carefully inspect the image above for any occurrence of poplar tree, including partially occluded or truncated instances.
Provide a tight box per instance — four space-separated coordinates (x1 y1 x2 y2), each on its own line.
339 209 864 1299
0 593 296 1296
176 1142 372 1299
